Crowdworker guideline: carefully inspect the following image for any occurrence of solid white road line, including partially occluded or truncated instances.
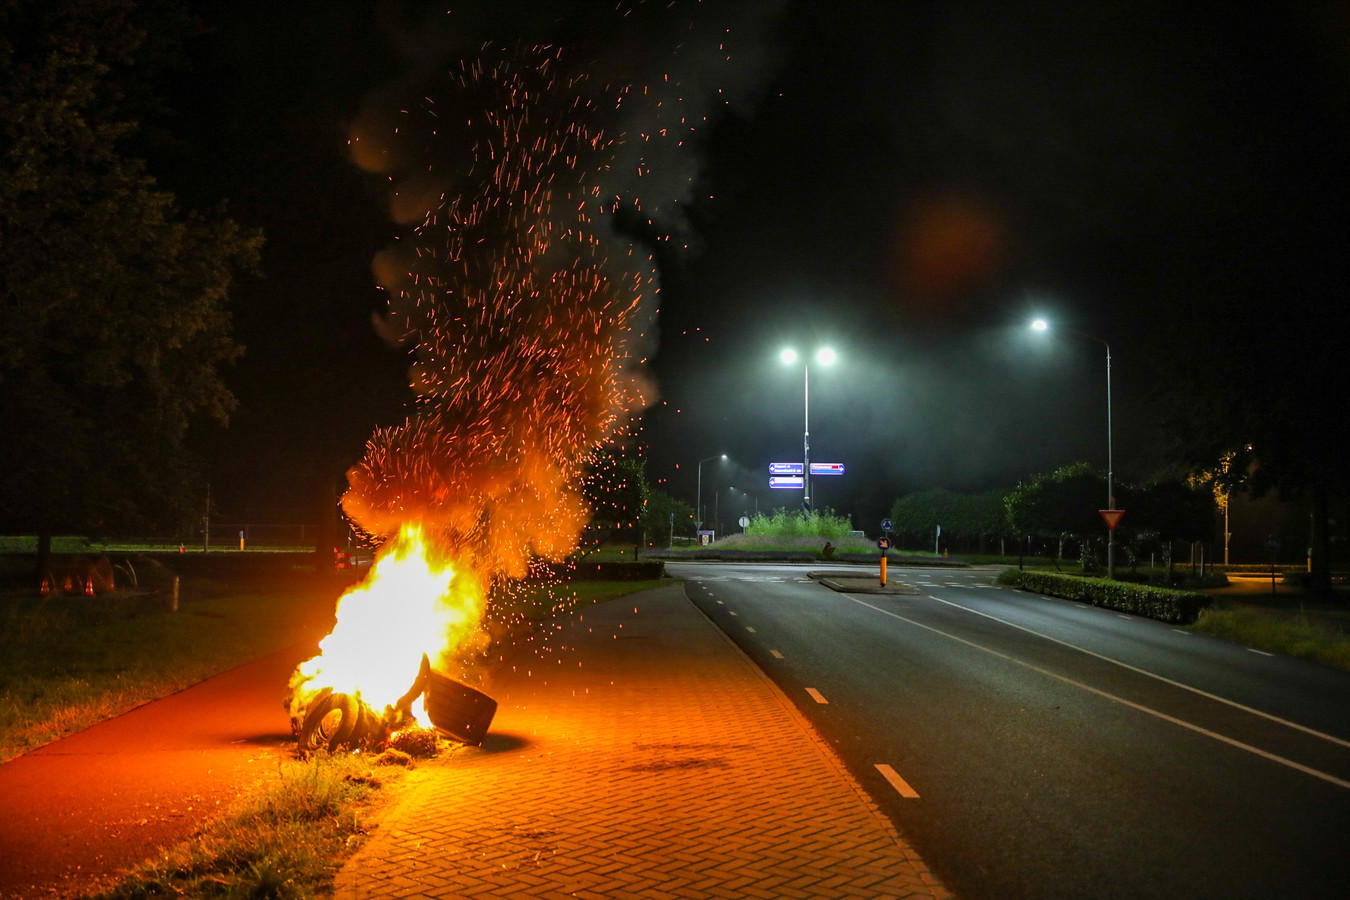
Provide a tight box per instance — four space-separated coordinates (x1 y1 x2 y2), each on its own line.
806 688 829 704
847 595 1350 790
1248 648 1275 657
915 593 1350 751
875 763 920 798
770 649 784 659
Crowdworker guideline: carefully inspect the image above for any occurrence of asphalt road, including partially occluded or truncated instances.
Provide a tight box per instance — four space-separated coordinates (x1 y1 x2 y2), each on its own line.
667 561 1350 900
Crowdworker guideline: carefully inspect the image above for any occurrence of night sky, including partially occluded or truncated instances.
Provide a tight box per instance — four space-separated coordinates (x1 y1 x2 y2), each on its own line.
151 1 1350 533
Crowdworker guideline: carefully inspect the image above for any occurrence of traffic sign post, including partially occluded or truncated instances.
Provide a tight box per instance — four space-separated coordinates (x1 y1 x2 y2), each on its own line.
769 462 804 475
769 476 805 489
809 462 845 475
877 536 891 586
1099 509 1125 531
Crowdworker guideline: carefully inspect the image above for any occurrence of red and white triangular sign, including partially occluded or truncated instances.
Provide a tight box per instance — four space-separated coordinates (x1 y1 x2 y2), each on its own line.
1099 509 1125 531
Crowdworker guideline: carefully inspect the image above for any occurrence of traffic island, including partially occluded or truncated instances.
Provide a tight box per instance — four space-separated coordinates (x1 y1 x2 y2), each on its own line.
809 570 923 595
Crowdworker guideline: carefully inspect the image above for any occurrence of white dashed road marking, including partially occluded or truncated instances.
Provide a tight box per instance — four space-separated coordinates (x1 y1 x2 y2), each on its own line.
875 764 920 798
805 688 829 704
770 649 784 659
746 626 756 633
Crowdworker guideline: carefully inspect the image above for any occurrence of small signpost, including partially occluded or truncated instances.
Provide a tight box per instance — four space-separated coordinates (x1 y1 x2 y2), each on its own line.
698 529 715 546
738 516 750 529
1265 535 1281 595
769 476 805 489
769 462 804 475
877 536 891 586
809 462 845 475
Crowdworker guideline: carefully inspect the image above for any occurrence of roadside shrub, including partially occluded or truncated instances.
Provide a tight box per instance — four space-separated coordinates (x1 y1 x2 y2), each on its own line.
997 569 1209 624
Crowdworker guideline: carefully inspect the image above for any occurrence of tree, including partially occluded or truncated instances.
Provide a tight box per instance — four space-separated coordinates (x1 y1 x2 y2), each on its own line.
1126 480 1216 578
641 489 694 548
890 488 1010 553
1005 463 1108 565
579 450 648 551
0 0 262 559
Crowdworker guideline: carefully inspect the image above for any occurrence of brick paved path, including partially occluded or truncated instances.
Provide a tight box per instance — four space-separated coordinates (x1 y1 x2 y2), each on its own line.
336 582 949 899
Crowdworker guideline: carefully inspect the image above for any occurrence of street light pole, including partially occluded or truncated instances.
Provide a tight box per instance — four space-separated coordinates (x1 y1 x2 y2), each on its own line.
695 454 726 535
803 361 811 511
782 347 835 514
1032 319 1116 579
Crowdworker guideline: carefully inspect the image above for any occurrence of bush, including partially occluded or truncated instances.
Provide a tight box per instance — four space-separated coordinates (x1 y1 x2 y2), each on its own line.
997 569 1209 624
744 509 854 540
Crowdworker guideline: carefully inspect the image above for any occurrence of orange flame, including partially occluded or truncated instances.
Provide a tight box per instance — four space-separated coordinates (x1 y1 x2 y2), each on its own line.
294 523 487 714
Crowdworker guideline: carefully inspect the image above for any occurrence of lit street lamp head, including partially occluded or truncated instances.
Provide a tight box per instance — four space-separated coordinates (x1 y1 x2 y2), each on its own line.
1031 318 1049 331
816 347 836 366
780 348 798 365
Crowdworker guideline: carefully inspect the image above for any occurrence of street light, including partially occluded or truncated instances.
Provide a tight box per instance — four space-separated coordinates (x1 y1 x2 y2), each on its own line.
695 454 726 534
1031 318 1116 578
780 347 836 512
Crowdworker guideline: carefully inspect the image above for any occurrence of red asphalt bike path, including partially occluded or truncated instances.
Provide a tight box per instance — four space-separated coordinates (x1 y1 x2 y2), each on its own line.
0 644 311 899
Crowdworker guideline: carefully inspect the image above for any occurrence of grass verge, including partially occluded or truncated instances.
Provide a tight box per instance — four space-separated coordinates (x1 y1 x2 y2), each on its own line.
85 750 415 900
488 578 669 630
1190 601 1350 671
0 580 338 762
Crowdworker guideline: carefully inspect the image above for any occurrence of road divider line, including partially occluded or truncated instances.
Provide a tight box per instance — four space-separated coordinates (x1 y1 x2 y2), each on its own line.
910 593 1350 751
716 600 723 605
746 627 756 633
1248 648 1274 657
875 763 920 798
729 611 738 616
770 649 784 659
806 688 829 704
849 596 1350 791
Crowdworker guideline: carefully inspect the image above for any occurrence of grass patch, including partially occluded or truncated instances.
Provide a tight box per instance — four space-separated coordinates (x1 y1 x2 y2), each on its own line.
489 579 668 625
0 536 313 554
744 509 856 540
1190 601 1350 671
86 751 410 900
0 581 338 762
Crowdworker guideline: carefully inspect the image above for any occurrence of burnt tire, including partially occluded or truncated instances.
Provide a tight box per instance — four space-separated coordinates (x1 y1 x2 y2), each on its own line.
424 672 497 746
299 691 360 753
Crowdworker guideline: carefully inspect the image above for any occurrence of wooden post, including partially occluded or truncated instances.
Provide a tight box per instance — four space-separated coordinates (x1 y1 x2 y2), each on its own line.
171 577 180 612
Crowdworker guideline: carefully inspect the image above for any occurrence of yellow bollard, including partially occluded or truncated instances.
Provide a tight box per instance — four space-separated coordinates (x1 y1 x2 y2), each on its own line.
880 555 888 587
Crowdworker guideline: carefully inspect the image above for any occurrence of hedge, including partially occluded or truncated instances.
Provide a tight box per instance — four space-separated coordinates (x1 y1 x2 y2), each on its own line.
997 569 1209 624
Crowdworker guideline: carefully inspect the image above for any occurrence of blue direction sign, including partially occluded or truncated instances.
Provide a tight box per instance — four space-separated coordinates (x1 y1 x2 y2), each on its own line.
769 462 804 475
810 462 845 475
878 536 891 551
881 518 894 531
769 476 805 489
